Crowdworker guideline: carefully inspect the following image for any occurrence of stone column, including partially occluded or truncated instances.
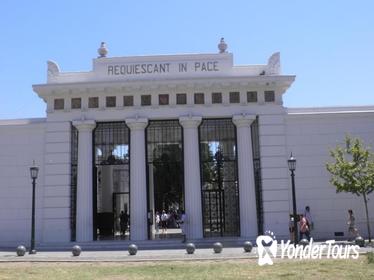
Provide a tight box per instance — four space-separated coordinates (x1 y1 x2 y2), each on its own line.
126 118 148 241
233 115 258 238
73 120 96 242
179 116 203 239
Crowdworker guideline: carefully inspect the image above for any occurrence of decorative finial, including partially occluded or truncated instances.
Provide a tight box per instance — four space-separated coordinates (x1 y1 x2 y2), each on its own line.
218 38 228 53
98 42 108 58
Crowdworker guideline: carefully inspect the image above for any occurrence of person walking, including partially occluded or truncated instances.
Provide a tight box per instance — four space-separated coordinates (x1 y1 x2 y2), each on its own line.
347 209 359 241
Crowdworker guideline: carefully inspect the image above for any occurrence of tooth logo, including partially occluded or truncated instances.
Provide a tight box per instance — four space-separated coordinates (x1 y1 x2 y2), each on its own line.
256 231 277 266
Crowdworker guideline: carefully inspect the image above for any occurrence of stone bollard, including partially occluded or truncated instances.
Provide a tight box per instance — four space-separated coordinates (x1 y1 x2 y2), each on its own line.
128 244 138 255
213 242 223 254
186 243 195 254
355 236 365 247
299 239 309 248
16 245 26 257
243 241 253 253
72 245 82 257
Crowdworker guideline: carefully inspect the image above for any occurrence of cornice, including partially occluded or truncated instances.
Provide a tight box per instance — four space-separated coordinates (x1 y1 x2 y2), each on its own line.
0 118 46 126
33 75 295 97
286 106 374 116
95 52 233 63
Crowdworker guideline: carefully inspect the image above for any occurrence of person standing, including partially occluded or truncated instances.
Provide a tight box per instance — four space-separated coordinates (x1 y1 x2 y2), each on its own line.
161 210 168 234
120 210 128 237
347 209 359 241
179 210 187 243
299 214 310 241
289 214 295 243
155 211 160 234
304 206 313 231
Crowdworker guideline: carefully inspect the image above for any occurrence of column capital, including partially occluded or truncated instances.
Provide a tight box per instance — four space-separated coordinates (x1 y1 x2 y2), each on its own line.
232 114 256 128
73 120 96 132
126 118 148 130
179 116 202 128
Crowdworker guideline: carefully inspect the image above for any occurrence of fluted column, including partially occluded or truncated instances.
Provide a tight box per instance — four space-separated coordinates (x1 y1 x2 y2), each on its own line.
179 116 203 239
126 118 148 241
233 115 258 238
73 120 96 242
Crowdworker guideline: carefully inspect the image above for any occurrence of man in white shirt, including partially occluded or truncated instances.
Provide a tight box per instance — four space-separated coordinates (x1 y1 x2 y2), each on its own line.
161 210 168 234
179 210 187 243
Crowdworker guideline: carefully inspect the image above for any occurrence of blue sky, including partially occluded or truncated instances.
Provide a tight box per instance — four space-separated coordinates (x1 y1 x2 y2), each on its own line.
1 0 373 119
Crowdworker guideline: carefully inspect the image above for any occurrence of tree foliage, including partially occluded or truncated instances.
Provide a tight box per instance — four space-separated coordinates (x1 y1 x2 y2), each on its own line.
326 135 374 242
326 136 374 196
153 145 183 211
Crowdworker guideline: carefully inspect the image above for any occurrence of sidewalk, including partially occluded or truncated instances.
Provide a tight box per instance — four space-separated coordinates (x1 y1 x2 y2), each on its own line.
0 247 255 262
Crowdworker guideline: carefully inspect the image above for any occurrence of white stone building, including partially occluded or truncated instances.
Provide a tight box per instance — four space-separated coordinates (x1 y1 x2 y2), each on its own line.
0 41 373 247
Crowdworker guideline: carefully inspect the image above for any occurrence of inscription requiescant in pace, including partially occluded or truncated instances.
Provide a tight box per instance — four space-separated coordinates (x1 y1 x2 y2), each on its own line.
107 61 219 76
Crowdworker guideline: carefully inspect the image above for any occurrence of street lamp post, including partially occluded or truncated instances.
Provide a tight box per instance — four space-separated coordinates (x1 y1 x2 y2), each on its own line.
287 154 298 244
29 164 39 254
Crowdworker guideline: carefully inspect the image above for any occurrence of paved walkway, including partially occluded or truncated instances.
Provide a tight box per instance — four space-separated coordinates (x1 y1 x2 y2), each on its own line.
0 241 373 262
0 247 255 262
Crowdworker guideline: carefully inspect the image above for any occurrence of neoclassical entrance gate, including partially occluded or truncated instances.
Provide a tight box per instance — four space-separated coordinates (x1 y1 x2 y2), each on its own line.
93 122 130 240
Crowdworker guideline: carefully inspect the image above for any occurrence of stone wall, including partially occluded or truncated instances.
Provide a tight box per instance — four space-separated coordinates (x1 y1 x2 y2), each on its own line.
285 110 374 240
0 119 45 246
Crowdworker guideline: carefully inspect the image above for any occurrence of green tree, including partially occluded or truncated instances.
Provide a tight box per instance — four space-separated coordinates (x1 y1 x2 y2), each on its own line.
326 136 374 242
152 145 183 211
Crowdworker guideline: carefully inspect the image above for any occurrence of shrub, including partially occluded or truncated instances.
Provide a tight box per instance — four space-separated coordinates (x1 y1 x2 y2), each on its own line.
367 252 374 264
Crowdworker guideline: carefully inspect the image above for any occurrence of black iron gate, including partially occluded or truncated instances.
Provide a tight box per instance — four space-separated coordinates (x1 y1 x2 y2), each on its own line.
199 119 240 237
202 189 225 236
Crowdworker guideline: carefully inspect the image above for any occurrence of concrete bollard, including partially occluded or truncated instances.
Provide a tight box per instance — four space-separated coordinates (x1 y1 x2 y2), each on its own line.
186 243 196 254
243 241 253 253
299 239 309 248
213 242 223 253
72 245 82 256
355 236 365 247
128 244 138 255
16 245 26 257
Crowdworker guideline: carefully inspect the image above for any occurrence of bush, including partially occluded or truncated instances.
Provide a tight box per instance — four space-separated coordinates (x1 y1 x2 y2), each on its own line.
367 252 374 264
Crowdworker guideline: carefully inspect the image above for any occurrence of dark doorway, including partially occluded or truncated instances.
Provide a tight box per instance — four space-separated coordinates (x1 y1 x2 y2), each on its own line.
146 120 184 239
113 193 130 237
93 122 130 240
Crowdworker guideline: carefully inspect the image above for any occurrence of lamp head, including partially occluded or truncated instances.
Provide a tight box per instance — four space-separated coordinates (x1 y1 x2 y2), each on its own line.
30 164 39 180
287 153 296 171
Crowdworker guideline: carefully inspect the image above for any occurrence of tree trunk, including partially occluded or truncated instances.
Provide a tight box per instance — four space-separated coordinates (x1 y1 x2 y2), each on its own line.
363 192 372 243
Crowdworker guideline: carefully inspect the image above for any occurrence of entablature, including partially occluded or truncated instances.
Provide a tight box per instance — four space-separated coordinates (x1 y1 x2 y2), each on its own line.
34 75 295 98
